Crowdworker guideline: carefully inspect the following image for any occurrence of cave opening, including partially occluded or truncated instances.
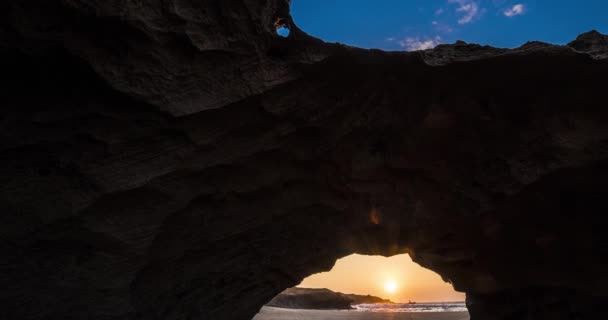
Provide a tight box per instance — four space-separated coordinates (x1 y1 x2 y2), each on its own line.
253 254 469 319
276 26 290 37
274 17 291 37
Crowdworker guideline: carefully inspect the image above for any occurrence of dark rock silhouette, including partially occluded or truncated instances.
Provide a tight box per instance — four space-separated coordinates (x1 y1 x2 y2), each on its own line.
568 30 608 59
265 287 391 310
344 293 394 306
1 1 608 320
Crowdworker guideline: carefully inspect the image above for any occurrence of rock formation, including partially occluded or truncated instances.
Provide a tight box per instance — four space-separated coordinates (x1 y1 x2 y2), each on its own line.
1 1 608 320
344 293 394 306
265 287 391 310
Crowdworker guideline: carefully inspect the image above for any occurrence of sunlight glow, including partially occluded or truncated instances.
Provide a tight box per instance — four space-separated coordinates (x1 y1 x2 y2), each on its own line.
384 280 398 294
298 254 465 302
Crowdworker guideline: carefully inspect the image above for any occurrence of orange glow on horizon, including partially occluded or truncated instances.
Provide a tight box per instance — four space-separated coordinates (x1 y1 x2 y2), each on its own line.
298 254 465 303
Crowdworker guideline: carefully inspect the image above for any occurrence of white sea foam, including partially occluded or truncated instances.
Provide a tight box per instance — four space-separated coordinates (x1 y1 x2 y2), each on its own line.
354 302 468 313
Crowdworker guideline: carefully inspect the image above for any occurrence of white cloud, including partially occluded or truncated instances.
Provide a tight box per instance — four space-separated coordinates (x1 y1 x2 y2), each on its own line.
400 36 442 51
435 8 445 15
386 37 396 42
448 0 481 24
503 4 525 17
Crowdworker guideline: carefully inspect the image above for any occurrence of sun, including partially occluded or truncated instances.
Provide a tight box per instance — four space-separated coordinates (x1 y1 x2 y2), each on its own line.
384 280 398 294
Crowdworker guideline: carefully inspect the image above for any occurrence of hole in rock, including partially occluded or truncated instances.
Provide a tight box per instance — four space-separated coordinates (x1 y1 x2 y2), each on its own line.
276 26 291 37
274 18 291 37
254 254 468 320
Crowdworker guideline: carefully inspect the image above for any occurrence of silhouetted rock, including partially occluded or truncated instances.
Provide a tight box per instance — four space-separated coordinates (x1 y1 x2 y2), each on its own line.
568 30 608 59
344 293 394 305
266 288 390 310
1 1 608 320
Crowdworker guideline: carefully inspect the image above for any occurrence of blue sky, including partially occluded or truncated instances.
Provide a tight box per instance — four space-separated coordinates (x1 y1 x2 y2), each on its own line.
291 0 608 51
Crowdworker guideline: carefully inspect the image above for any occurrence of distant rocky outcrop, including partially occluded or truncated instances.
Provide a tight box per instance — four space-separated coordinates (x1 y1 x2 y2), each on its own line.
344 293 393 305
568 30 608 59
265 288 392 310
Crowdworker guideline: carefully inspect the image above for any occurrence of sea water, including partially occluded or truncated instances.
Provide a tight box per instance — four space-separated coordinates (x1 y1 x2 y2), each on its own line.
254 303 470 320
354 302 468 313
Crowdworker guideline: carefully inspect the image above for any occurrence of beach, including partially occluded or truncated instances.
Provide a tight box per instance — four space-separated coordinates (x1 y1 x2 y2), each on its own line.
253 307 470 320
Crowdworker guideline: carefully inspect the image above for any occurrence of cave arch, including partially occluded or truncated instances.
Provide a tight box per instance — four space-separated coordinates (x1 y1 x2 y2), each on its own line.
256 253 467 315
0 1 608 320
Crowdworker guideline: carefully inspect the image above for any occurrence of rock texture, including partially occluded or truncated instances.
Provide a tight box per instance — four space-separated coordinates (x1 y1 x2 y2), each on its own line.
265 287 391 310
345 293 394 306
1 1 608 320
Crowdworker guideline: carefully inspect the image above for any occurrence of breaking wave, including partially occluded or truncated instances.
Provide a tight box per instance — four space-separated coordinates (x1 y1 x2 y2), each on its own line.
354 302 468 313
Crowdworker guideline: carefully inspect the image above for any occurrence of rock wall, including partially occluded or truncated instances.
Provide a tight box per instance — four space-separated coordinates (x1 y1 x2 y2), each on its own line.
1 1 608 319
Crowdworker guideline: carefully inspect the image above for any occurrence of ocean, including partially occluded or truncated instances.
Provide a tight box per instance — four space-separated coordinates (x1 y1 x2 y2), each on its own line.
254 303 469 320
355 302 468 313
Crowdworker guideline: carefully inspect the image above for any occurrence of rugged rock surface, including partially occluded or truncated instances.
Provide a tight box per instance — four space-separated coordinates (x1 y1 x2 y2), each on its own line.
344 293 394 306
265 287 391 310
568 30 608 59
1 1 608 320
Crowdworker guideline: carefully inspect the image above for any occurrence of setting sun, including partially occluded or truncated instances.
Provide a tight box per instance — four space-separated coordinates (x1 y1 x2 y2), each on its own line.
384 280 398 294
298 254 465 302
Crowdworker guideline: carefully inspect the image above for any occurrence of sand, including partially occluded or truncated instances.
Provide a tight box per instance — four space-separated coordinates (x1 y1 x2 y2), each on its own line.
253 307 470 320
